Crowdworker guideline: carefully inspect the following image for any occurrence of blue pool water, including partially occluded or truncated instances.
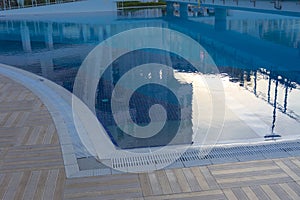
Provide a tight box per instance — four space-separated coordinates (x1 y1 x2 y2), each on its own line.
0 9 300 149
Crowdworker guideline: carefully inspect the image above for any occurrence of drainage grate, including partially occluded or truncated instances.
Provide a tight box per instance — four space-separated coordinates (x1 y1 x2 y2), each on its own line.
111 140 300 172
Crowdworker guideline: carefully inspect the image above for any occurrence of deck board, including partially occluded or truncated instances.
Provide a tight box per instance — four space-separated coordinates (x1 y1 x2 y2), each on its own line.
164 169 182 194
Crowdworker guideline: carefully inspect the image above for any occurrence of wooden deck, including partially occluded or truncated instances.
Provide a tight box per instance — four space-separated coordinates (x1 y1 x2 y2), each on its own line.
2 73 300 200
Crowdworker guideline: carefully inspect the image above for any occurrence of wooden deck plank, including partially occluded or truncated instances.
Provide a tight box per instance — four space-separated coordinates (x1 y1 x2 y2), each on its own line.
0 162 64 173
250 185 270 200
36 126 47 144
144 189 225 200
65 181 140 195
66 174 139 187
208 160 274 171
13 171 31 200
64 187 142 199
213 168 285 180
275 160 300 181
223 188 238 200
0 101 36 113
50 129 59 145
3 112 19 128
173 168 191 193
148 172 163 195
0 113 12 127
65 196 144 200
165 169 182 194
138 173 153 196
217 173 289 184
53 169 65 200
43 124 55 144
190 167 210 190
231 187 249 200
211 165 279 176
33 170 49 200
0 113 7 125
43 169 59 199
11 112 25 127
199 167 219 189
291 159 300 168
26 126 42 145
0 174 12 199
260 185 281 200
182 168 201 192
269 184 291 200
3 154 62 163
156 170 172 194
242 186 259 200
20 127 33 145
288 182 300 197
2 172 22 200
22 171 40 200
279 183 299 199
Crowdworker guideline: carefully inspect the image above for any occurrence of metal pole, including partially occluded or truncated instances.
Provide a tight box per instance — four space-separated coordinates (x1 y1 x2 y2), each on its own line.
283 81 289 113
253 71 257 96
267 74 271 103
271 78 278 134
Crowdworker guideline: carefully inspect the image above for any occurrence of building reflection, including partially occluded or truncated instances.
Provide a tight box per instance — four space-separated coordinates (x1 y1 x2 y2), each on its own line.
0 19 167 90
0 14 300 144
226 17 300 49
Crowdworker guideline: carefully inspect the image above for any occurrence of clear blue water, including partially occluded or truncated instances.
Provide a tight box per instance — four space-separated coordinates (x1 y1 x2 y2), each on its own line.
0 9 300 149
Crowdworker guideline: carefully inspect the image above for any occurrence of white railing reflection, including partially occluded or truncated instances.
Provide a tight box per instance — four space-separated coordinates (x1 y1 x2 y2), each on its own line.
0 0 82 11
165 0 300 13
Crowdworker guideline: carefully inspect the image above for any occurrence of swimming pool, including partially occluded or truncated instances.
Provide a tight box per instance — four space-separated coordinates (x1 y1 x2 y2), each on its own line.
0 9 300 152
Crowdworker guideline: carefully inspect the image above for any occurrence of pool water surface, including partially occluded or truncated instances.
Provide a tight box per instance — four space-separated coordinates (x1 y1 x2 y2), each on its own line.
0 9 300 152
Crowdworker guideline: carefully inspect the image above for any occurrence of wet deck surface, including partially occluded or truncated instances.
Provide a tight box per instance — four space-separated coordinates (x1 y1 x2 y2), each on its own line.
2 73 300 200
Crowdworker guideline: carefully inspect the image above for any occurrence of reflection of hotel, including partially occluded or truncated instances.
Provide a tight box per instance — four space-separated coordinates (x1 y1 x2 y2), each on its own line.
1 15 300 145
0 19 166 89
227 18 300 49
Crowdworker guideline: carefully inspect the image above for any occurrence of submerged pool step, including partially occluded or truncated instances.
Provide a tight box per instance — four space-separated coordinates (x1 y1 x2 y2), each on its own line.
111 140 300 172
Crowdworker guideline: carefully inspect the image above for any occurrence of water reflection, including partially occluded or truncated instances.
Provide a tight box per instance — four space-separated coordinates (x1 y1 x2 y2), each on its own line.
222 67 299 139
226 17 300 49
117 8 165 19
96 50 193 148
0 10 300 147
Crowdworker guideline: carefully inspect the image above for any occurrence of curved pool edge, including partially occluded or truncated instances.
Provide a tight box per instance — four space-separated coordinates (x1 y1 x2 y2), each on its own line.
2 63 300 176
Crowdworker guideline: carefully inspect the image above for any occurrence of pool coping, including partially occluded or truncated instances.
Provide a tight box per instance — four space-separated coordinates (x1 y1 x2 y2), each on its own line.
1 63 300 178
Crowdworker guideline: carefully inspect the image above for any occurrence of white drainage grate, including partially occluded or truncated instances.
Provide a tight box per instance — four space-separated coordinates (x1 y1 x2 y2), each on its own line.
111 140 300 172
